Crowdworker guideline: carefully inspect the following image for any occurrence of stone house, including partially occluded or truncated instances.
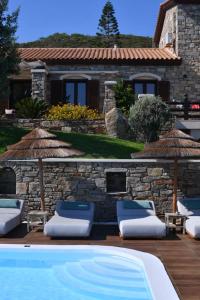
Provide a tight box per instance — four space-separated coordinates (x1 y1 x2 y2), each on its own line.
1 0 200 218
4 0 200 116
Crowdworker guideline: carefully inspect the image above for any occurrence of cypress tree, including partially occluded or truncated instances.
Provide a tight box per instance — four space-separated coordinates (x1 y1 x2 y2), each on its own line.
0 0 20 99
97 0 120 47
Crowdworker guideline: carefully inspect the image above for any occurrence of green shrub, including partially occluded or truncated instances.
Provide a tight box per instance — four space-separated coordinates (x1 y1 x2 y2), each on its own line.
113 80 135 114
15 98 48 118
129 96 171 143
46 104 102 120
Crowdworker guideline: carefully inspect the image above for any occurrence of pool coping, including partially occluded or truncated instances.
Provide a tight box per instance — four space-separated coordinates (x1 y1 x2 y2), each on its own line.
0 244 180 300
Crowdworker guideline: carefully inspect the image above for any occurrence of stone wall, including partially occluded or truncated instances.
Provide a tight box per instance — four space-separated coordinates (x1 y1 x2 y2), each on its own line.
32 70 48 101
11 52 200 112
12 118 105 134
1 159 200 222
40 62 200 109
159 6 177 49
159 4 200 101
47 65 177 105
5 5 200 111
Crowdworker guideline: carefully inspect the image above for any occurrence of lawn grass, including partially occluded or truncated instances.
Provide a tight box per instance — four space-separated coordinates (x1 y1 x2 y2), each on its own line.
0 127 144 159
0 127 29 154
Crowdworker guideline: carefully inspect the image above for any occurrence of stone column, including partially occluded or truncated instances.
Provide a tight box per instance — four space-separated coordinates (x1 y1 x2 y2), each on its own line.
104 80 130 139
103 81 117 113
31 69 48 102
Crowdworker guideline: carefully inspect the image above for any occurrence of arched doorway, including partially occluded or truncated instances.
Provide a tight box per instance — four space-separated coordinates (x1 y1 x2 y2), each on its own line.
0 167 16 194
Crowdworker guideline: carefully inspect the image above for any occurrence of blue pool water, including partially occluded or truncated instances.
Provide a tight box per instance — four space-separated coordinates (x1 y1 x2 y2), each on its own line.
0 247 153 300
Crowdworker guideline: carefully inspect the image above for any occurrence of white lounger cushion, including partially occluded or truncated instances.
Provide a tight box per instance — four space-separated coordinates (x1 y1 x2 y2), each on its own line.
118 216 166 238
44 216 92 237
44 200 94 237
178 198 200 238
0 199 24 236
117 200 166 238
0 214 21 235
185 217 200 238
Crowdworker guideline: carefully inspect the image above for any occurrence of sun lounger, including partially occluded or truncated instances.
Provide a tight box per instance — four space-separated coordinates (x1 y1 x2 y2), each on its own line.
178 198 200 238
44 200 95 237
0 199 24 236
117 200 166 238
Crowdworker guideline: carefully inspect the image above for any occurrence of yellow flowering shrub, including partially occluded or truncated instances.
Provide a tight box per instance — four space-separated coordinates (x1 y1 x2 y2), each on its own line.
46 104 102 121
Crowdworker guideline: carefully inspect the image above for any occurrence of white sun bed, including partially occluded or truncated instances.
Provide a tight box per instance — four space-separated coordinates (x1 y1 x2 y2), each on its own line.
177 198 200 238
0 199 24 236
44 200 95 237
117 200 166 238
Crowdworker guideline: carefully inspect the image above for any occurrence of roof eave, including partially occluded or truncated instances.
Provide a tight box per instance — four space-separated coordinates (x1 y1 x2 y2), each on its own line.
23 58 182 66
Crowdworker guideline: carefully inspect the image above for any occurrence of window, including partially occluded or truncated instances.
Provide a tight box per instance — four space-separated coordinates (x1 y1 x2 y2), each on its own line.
106 172 127 193
133 80 157 96
65 81 87 105
10 80 32 107
0 168 16 194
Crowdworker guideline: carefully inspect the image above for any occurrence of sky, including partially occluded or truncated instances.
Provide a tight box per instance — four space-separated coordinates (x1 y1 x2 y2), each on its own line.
8 0 162 43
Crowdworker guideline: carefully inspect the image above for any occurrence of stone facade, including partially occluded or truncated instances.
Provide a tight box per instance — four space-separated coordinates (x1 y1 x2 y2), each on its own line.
47 65 180 107
25 3 200 109
103 81 117 113
29 62 199 112
31 70 48 101
5 2 200 115
1 160 200 222
159 4 200 101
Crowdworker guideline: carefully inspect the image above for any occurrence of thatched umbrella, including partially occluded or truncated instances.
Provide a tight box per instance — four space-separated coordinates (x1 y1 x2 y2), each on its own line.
132 129 200 212
0 128 84 211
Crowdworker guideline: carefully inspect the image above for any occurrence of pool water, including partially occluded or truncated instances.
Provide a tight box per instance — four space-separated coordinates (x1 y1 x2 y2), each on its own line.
0 247 153 300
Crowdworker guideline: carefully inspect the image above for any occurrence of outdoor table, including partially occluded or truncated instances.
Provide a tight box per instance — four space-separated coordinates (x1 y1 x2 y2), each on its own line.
27 210 48 232
165 212 187 234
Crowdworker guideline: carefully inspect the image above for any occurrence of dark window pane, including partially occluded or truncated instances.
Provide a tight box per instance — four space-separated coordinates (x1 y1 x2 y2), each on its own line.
106 172 126 193
134 83 144 94
146 83 156 95
0 168 16 194
66 83 75 104
77 83 86 106
10 81 32 107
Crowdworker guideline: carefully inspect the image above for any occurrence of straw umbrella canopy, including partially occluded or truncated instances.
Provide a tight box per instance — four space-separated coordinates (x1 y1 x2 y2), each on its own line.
132 129 200 212
0 128 84 211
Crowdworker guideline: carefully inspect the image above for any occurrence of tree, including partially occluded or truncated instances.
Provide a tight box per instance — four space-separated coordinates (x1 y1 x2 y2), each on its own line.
129 96 171 143
97 0 120 47
113 80 135 114
0 0 20 98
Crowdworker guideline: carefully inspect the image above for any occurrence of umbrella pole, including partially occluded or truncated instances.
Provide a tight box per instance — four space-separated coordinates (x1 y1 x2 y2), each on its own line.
38 158 45 211
173 159 178 213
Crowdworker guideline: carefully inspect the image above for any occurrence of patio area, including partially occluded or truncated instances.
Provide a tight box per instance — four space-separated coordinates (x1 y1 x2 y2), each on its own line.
0 224 199 300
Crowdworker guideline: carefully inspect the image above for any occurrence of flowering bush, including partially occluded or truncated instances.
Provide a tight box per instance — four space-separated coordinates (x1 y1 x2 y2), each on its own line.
46 104 102 120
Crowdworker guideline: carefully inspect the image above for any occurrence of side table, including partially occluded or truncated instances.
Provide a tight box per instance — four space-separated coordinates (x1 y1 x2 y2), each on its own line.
165 213 187 234
27 210 48 232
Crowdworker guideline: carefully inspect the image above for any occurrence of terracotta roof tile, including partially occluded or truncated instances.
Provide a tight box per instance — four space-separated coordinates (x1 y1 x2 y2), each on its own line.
18 48 181 64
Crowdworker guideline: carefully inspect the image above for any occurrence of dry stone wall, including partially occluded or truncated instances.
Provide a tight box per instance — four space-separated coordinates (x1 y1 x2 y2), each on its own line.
1 160 200 222
11 119 105 134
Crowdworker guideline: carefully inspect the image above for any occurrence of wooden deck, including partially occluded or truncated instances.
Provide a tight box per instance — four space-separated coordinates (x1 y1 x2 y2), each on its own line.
1 224 200 300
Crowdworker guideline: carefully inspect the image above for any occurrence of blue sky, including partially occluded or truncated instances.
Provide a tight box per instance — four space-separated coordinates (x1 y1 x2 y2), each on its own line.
8 0 162 43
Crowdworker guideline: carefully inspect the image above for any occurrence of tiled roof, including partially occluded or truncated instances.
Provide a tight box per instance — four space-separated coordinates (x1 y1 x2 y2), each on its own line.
18 48 181 64
154 0 200 46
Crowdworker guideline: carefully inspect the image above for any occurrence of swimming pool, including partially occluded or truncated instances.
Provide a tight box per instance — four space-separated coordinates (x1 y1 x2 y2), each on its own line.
0 245 179 300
